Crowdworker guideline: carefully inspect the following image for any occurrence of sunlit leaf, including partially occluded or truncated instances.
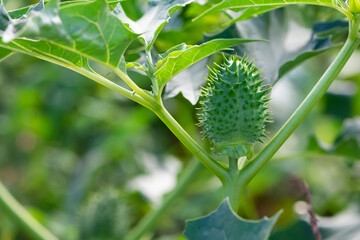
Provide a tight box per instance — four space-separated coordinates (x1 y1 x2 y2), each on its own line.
0 0 45 59
154 38 261 90
224 5 281 25
196 0 350 20
207 8 344 85
0 0 137 68
114 0 195 50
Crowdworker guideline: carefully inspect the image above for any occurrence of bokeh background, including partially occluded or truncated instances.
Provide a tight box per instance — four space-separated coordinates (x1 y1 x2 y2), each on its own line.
1 0 360 239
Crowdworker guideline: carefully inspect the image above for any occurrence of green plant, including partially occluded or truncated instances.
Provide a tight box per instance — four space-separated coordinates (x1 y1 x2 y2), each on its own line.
0 0 360 239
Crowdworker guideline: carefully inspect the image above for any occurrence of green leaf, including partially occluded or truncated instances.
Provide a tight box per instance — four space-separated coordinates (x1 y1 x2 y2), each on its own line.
0 1 11 33
163 9 348 104
114 0 195 50
315 117 360 160
0 0 137 68
184 199 282 240
0 0 45 60
164 58 209 104
0 48 12 61
305 117 360 160
5 0 121 19
158 43 189 63
207 8 344 85
154 38 261 89
196 0 351 20
225 5 281 25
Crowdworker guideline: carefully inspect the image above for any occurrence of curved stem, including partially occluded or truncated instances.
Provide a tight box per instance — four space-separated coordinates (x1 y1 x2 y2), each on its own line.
155 105 228 183
238 20 360 187
0 182 59 240
0 44 150 108
125 160 203 240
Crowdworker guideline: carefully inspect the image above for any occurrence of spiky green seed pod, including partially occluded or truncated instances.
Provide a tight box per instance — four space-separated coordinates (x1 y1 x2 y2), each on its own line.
198 55 271 159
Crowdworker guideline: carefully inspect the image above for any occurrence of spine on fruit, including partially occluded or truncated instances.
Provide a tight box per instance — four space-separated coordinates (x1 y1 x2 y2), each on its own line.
198 55 271 159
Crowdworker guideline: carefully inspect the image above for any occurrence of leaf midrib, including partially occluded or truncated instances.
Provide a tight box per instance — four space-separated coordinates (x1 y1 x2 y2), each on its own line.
198 0 352 21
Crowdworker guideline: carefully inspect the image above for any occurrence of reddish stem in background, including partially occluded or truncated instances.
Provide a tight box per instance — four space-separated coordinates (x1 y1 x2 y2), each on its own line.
302 181 322 240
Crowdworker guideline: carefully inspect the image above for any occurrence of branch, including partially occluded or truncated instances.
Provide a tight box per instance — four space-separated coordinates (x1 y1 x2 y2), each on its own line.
0 45 150 108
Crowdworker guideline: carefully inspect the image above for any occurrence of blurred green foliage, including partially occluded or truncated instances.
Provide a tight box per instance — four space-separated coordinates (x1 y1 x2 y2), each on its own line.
0 0 360 240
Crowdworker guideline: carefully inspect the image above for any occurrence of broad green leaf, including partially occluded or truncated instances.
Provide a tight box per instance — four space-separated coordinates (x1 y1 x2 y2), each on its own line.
0 0 45 61
206 8 344 85
114 0 195 50
154 38 260 88
163 9 347 105
154 1 237 51
0 0 137 69
6 0 122 19
196 0 351 20
184 199 282 240
0 48 12 61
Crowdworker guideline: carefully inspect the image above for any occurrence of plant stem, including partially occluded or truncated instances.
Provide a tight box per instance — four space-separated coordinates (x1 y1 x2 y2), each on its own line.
112 67 158 107
74 66 150 108
156 106 228 183
126 86 232 239
225 177 242 212
125 160 203 240
228 157 238 173
226 157 242 211
238 20 360 187
126 104 230 240
0 44 150 108
0 182 59 240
